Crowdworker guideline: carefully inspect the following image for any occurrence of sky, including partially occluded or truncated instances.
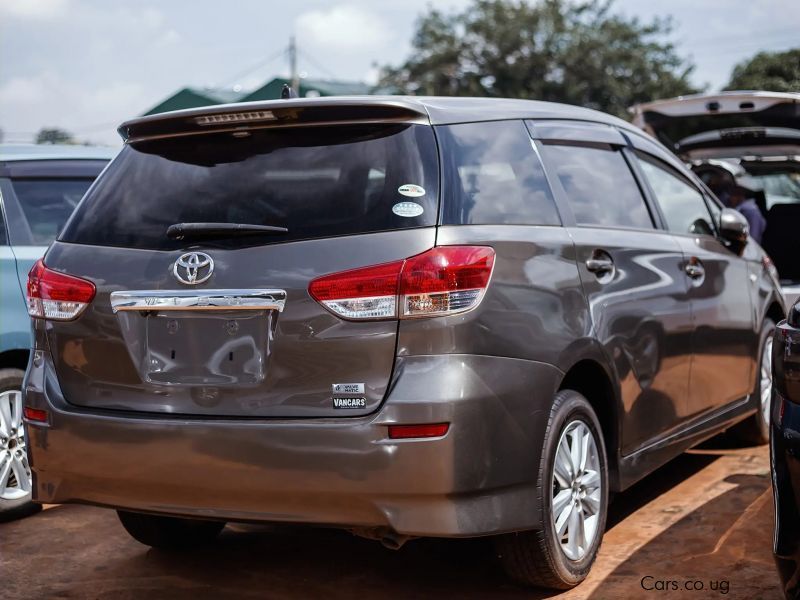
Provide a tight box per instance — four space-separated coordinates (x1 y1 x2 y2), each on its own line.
1 0 798 146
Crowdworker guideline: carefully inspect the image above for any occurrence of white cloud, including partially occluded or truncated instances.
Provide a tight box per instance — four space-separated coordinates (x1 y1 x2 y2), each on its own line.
1 0 798 146
0 71 143 146
0 75 48 105
140 6 165 29
156 28 182 47
296 5 391 51
0 0 69 19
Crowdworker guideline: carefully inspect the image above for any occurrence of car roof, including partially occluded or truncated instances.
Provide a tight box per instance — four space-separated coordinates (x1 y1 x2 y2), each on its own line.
0 144 117 162
118 95 642 143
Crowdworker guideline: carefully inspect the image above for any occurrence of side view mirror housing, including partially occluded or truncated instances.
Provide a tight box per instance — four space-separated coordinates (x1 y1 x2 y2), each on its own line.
719 208 749 254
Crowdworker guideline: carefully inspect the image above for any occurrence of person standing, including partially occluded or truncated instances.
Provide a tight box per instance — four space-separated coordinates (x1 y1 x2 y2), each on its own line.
728 184 766 244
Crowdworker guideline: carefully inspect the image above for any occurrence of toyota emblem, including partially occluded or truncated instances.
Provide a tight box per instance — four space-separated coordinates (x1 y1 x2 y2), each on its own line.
173 252 214 285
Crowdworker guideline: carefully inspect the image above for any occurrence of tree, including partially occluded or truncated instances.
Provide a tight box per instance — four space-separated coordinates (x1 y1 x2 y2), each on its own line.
35 128 75 145
724 49 800 92
378 0 698 117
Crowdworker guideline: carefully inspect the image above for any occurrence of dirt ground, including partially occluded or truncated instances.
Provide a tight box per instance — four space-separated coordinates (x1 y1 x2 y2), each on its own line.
1 437 782 599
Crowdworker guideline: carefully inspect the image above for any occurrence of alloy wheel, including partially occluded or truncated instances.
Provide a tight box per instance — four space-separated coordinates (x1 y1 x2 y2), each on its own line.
0 390 32 501
551 419 602 561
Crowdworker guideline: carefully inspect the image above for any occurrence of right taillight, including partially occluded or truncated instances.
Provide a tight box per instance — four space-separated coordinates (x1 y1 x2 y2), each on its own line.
308 246 495 320
27 259 96 321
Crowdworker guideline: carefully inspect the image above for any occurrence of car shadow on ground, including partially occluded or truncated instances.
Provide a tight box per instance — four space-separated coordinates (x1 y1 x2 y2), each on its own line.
115 450 727 599
587 472 776 599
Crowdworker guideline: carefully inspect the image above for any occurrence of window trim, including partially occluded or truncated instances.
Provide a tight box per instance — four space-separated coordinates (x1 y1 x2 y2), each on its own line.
632 149 720 239
536 139 658 233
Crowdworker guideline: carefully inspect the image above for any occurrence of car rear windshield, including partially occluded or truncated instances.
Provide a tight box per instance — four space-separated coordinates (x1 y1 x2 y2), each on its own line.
60 123 439 250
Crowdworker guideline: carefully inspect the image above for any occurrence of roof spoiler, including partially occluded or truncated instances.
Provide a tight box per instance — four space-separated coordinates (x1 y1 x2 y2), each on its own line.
117 99 428 143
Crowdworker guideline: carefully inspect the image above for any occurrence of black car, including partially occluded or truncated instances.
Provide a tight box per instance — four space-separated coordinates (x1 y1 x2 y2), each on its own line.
771 304 800 598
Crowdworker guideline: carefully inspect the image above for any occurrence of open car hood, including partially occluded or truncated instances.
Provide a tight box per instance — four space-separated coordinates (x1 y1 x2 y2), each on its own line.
630 91 800 155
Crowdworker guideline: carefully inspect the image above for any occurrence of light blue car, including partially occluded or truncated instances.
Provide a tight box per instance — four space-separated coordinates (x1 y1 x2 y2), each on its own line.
0 144 113 519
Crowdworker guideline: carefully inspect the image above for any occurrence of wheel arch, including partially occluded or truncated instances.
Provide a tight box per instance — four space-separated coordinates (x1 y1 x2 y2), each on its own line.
766 300 786 326
557 356 621 492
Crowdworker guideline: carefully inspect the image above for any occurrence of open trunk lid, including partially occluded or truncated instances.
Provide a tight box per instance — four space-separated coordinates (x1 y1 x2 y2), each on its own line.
43 109 439 418
630 91 800 154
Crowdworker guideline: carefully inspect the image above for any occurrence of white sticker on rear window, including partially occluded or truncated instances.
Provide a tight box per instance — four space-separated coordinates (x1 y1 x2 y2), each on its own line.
398 184 425 197
392 202 424 218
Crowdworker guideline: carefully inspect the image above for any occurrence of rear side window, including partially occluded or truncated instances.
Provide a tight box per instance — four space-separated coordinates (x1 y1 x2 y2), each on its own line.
636 153 714 236
11 179 93 245
541 144 653 229
61 124 439 250
437 121 560 226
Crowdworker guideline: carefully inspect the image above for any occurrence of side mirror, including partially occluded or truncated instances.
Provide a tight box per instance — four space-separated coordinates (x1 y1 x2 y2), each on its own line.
719 208 749 253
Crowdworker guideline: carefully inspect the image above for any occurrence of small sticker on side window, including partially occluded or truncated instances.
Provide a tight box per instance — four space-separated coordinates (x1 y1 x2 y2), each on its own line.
392 202 424 218
398 184 425 197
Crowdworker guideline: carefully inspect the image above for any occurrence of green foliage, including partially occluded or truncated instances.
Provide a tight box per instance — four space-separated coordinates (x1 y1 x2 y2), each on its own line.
35 128 75 145
378 0 698 117
724 49 800 92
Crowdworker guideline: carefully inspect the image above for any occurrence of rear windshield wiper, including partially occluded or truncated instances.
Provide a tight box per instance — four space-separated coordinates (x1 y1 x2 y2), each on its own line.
166 222 288 240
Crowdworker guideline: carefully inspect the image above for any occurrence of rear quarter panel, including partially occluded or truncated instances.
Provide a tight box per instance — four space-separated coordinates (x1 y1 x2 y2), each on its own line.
397 225 589 365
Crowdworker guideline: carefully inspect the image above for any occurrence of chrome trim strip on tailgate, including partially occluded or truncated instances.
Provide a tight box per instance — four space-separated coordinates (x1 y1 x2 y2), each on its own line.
109 289 286 313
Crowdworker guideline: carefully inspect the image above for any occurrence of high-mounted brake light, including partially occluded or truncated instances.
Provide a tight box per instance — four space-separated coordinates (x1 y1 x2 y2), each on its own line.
308 246 495 320
27 259 96 321
194 110 276 126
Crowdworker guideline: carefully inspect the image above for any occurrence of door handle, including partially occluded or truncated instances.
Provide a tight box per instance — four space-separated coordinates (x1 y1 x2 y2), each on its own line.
684 259 705 279
586 256 614 274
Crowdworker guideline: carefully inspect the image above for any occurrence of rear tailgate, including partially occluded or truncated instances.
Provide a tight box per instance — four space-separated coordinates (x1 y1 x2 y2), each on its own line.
43 114 439 418
630 92 800 150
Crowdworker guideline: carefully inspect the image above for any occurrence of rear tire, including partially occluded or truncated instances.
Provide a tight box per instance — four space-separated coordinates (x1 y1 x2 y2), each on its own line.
732 318 775 445
495 389 608 589
117 510 225 549
0 368 40 522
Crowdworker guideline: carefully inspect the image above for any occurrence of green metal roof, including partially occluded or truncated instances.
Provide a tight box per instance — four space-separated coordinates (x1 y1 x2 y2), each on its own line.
143 78 377 115
240 77 372 102
143 87 245 116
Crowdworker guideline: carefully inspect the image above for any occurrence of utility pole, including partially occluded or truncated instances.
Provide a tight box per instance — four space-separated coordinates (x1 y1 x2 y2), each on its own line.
289 36 300 93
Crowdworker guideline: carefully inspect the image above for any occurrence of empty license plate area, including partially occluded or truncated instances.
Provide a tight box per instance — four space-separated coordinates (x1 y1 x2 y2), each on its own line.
144 310 271 385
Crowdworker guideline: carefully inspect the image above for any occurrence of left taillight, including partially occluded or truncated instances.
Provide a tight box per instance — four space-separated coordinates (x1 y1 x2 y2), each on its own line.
26 259 96 321
308 246 495 320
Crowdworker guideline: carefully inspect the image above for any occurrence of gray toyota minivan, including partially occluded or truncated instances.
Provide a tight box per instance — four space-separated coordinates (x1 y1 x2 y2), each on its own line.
22 97 784 589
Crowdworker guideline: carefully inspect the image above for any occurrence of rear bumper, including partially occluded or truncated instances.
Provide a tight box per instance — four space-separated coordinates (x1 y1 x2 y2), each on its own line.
24 352 561 537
